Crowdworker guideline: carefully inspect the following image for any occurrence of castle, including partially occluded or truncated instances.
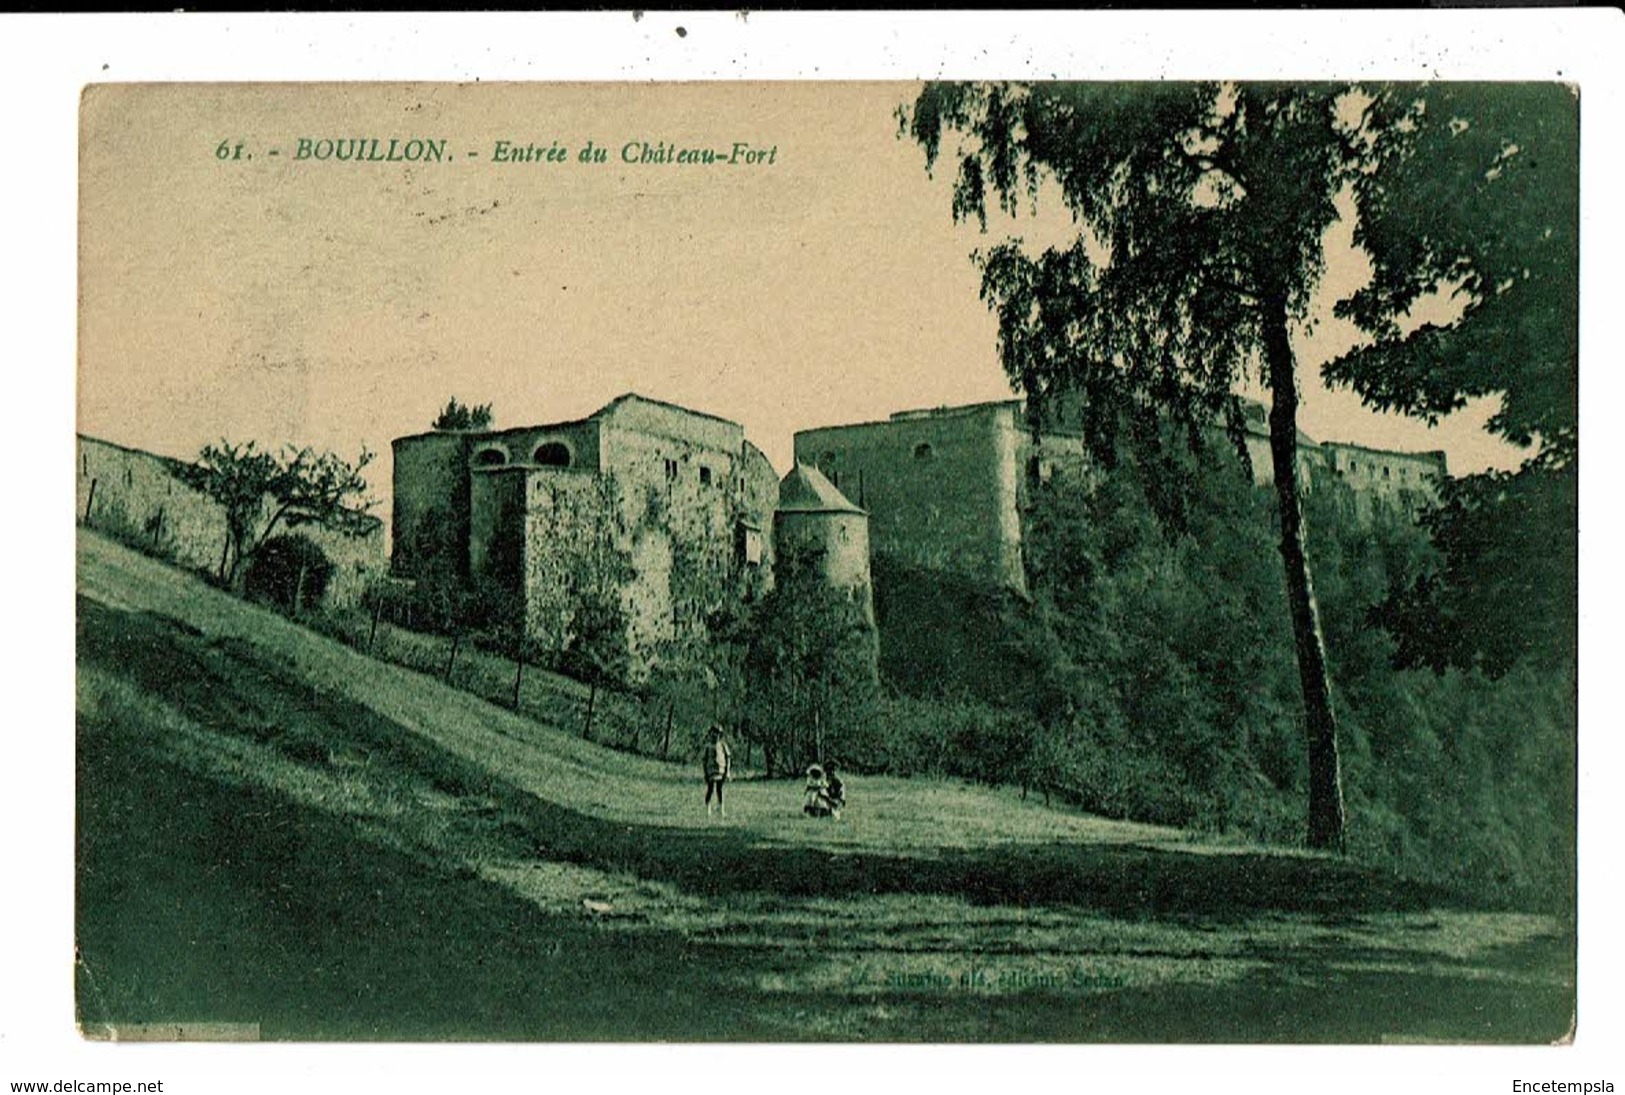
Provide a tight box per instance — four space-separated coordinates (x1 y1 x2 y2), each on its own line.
795 398 1448 595
75 387 1446 687
390 394 874 681
389 390 1447 681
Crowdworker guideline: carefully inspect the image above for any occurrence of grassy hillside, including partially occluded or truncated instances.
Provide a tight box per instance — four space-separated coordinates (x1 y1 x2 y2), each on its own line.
76 530 1574 1042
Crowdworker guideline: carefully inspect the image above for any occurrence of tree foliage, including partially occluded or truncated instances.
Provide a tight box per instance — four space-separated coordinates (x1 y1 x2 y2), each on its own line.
243 533 334 613
173 440 376 585
906 83 1353 451
1328 84 1577 463
1325 84 1578 677
1374 467 1577 677
857 450 1573 902
432 397 495 432
741 547 880 776
902 79 1579 846
903 81 1360 848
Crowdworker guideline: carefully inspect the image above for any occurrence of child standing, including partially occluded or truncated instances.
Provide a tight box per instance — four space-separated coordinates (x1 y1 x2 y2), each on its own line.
703 725 732 818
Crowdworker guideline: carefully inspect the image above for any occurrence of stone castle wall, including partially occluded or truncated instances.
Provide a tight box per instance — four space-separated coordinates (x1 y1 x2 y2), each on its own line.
469 420 604 474
775 508 875 626
1320 442 1448 523
77 435 384 607
519 469 624 662
795 402 1028 592
468 465 530 598
795 400 1450 598
391 431 474 581
596 399 776 674
411 396 780 681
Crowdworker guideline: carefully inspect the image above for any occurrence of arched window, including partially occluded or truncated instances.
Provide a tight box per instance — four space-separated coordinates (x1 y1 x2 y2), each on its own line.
914 442 934 461
473 446 509 467
534 441 572 468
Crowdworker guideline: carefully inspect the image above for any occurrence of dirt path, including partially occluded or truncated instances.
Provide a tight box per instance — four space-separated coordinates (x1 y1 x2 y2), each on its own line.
75 531 1575 1042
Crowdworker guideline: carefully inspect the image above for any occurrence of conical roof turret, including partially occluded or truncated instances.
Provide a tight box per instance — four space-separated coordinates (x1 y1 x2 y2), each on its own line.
776 462 865 515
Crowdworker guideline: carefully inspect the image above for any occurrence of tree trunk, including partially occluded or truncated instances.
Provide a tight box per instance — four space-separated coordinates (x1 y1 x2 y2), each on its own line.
511 655 524 710
1264 305 1347 852
583 681 598 741
444 634 460 683
293 561 309 616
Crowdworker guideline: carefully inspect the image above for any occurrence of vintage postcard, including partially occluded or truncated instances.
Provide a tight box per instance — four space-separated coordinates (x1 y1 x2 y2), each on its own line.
73 75 1579 1052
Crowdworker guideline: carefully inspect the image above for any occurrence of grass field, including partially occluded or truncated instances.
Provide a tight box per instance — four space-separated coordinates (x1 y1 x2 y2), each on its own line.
74 530 1575 1042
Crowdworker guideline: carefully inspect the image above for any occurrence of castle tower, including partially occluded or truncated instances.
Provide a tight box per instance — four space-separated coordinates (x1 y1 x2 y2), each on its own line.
774 462 874 625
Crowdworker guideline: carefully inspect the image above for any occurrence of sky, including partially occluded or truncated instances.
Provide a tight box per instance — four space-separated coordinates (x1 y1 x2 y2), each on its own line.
78 81 1527 530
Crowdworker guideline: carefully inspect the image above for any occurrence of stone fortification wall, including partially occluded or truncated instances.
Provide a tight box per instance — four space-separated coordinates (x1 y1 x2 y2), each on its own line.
77 435 383 606
391 431 473 581
468 466 530 599
468 419 602 472
394 396 780 683
80 436 233 577
1238 424 1329 492
775 508 875 624
599 394 742 454
598 401 754 672
394 420 604 582
795 402 1027 592
739 440 780 586
1320 442 1447 521
520 470 626 666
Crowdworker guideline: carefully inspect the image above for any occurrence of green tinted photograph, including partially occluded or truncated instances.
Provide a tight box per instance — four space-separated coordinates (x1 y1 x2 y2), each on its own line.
75 79 1577 1043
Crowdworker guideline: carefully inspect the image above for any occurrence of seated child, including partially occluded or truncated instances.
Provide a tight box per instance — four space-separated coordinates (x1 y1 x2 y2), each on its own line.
824 761 846 819
803 764 833 818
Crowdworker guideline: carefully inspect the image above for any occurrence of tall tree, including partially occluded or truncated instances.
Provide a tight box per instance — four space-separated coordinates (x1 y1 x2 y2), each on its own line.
905 81 1579 847
743 546 880 776
905 82 1372 848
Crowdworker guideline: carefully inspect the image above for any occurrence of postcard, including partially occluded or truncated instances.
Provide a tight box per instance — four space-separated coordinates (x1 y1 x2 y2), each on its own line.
70 76 1583 1051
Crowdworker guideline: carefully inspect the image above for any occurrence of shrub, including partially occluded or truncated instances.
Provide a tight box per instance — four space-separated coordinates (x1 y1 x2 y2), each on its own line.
244 534 334 613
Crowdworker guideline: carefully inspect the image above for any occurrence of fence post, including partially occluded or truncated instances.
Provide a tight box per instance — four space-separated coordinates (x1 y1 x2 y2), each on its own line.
444 634 460 683
82 480 98 523
367 599 382 653
662 702 674 760
511 655 524 710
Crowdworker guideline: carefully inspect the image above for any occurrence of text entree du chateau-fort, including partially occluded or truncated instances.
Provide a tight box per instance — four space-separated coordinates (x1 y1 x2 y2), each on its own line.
213 136 779 167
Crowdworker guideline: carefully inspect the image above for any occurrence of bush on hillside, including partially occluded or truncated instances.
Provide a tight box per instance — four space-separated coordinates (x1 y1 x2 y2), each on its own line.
244 534 334 613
